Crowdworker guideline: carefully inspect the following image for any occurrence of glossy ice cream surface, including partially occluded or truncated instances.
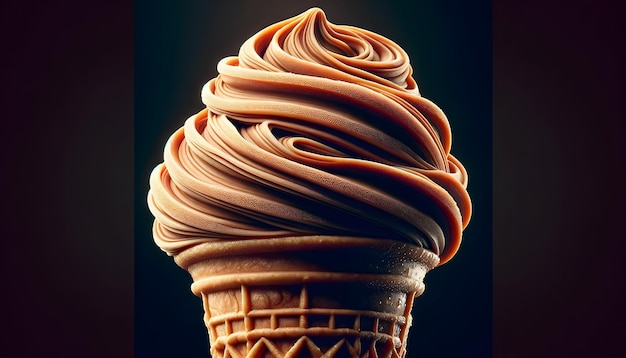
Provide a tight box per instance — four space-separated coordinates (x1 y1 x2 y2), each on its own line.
147 7 471 265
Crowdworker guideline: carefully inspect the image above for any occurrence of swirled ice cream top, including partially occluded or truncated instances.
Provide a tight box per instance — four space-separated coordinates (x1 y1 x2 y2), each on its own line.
147 8 472 265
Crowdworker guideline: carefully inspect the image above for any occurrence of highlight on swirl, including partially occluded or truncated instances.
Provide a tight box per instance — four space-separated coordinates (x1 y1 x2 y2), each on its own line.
147 7 472 265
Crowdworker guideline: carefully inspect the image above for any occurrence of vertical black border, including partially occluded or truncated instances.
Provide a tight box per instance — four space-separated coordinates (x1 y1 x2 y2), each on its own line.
494 1 626 357
2 1 134 357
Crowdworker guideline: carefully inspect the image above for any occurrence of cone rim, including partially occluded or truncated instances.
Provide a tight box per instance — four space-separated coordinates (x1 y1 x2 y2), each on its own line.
173 235 439 270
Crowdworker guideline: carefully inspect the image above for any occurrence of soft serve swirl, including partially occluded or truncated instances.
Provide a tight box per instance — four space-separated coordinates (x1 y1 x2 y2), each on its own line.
147 8 472 265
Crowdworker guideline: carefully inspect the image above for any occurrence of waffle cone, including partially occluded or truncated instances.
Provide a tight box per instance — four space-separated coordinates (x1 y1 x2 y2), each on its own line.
173 236 439 358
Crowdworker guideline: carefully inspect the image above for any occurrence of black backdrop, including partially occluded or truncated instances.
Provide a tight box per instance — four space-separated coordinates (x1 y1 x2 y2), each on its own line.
4 0 626 357
135 1 491 357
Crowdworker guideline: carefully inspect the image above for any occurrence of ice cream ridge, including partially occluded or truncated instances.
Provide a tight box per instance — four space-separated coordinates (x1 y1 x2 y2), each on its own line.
148 7 471 358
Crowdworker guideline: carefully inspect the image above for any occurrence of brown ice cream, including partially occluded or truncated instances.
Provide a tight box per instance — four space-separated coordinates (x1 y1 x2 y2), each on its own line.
147 7 472 357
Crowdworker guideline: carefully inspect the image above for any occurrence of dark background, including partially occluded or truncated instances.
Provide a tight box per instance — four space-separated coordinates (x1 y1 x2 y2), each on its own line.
3 0 625 357
135 1 490 357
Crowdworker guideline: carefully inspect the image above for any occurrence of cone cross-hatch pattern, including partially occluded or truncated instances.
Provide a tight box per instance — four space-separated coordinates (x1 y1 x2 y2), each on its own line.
205 284 413 358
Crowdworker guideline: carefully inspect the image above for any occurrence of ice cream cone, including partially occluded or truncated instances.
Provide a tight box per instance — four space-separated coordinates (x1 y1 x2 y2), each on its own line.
148 8 473 357
173 236 439 358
